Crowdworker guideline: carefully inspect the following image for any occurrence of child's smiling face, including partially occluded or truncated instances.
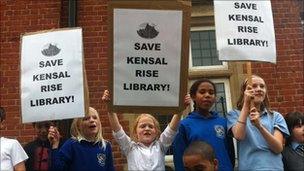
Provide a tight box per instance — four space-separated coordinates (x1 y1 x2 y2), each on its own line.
136 116 157 146
250 76 266 104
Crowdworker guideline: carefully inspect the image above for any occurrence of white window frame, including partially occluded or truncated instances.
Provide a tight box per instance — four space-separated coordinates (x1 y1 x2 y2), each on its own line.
210 78 232 113
189 26 228 71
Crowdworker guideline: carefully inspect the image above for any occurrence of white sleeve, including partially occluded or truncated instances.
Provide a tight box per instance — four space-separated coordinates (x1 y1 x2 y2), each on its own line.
113 128 133 156
159 125 177 152
11 139 28 166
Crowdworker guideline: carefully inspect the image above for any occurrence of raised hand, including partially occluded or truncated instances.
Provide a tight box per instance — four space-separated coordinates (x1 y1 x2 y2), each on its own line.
48 126 61 149
184 94 191 107
244 85 254 104
249 107 261 128
102 90 110 103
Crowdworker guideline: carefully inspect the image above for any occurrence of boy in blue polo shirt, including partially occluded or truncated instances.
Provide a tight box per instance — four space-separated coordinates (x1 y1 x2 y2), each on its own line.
282 111 304 171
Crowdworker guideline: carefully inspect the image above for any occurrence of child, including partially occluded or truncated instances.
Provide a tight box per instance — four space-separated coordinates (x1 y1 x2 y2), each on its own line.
173 79 233 171
48 107 114 171
183 141 218 171
227 75 289 170
102 90 190 171
0 106 28 171
24 121 65 171
282 111 304 171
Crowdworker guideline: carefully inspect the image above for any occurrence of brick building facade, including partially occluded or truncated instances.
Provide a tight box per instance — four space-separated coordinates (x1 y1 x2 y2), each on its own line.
0 0 303 170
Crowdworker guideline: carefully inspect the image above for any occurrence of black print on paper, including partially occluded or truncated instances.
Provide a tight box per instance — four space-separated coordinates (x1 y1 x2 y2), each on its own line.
137 23 159 39
41 43 61 57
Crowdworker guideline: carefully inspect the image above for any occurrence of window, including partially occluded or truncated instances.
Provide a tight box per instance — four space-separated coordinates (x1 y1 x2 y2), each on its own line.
155 114 174 155
189 27 228 71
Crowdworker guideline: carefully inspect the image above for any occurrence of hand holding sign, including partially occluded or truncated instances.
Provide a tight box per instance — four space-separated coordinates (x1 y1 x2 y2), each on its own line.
48 126 61 149
109 0 190 114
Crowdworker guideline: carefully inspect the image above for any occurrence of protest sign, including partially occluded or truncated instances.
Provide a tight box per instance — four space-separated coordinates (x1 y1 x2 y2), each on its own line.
108 1 191 113
214 0 276 63
20 28 85 123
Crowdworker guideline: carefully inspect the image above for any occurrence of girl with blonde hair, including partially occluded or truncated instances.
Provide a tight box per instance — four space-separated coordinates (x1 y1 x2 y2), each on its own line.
102 90 190 171
48 107 114 171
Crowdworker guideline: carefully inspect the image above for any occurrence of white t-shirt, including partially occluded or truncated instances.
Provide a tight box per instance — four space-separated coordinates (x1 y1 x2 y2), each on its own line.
1 137 28 171
113 126 176 171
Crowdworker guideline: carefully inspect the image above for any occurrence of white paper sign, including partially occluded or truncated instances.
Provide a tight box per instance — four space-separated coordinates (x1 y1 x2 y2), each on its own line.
21 28 85 123
214 0 276 63
113 9 183 107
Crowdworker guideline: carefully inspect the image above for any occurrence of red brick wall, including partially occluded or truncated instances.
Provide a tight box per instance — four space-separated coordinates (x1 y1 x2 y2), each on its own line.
252 0 304 115
0 0 62 143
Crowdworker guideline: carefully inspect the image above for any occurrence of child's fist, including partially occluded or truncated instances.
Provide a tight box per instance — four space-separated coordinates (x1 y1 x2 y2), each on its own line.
102 90 110 102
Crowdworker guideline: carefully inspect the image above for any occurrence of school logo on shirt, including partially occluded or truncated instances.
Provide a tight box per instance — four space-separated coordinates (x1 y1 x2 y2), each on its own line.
97 153 106 166
214 125 225 139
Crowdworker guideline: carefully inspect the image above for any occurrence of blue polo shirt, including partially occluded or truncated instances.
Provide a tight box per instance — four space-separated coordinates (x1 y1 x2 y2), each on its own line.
227 109 289 171
173 111 233 171
291 142 303 151
50 139 114 171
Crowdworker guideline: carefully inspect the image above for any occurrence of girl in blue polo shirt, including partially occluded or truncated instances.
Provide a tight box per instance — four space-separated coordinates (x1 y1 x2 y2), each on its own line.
173 79 234 171
227 75 289 171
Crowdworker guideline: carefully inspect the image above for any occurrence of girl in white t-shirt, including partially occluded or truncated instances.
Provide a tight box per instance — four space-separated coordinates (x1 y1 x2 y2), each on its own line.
102 90 190 171
0 107 28 171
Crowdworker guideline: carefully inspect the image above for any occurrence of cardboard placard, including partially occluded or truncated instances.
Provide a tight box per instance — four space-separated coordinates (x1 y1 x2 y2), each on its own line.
108 1 191 114
214 0 276 63
20 28 87 123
